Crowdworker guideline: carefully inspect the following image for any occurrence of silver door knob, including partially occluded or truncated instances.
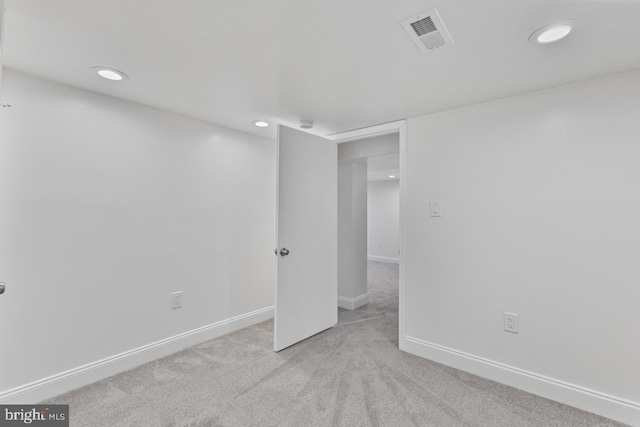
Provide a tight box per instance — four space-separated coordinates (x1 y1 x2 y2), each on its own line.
279 248 290 256
0 282 5 295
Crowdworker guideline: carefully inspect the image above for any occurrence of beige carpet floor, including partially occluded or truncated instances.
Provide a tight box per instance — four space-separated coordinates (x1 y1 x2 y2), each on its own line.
45 262 626 426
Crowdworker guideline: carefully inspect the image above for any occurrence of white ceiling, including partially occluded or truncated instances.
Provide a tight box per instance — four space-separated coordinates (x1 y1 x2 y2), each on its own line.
4 0 640 138
367 154 399 182
368 154 400 172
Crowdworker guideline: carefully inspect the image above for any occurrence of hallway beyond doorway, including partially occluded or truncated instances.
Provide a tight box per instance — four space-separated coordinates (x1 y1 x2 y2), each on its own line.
339 261 399 346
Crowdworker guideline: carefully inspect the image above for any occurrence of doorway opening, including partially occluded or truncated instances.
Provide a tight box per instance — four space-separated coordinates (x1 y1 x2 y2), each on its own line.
333 121 405 347
273 121 405 352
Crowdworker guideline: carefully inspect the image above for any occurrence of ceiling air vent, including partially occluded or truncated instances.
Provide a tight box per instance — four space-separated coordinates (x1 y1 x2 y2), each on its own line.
401 9 454 53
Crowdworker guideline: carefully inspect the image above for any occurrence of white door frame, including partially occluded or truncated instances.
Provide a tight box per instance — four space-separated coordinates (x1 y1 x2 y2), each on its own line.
329 120 407 344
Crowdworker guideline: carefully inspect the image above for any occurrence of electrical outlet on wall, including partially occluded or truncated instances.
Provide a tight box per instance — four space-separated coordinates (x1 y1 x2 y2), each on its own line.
504 312 519 333
172 291 183 309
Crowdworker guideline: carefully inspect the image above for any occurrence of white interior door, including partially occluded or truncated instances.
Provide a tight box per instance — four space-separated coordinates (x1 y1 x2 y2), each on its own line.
274 125 337 352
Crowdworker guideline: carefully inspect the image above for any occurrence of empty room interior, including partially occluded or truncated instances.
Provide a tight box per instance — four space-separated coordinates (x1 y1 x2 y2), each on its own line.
0 0 639 426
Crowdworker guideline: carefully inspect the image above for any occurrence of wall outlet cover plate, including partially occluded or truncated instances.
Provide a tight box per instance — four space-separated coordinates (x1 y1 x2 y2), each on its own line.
504 312 519 333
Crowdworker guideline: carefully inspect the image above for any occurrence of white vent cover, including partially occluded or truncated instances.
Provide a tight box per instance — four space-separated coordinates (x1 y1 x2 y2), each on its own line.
401 9 454 53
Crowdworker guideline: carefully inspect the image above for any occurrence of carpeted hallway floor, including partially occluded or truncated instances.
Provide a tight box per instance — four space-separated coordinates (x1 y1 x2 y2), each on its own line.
46 262 625 426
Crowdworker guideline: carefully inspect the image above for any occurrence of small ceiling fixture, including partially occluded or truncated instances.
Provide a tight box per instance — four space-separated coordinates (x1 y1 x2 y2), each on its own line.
300 120 314 129
389 175 396 179
252 120 269 128
92 66 129 81
529 20 578 45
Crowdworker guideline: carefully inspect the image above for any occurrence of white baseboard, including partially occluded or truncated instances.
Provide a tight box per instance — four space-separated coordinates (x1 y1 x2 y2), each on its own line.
337 293 369 310
367 255 399 264
0 306 274 405
401 335 640 427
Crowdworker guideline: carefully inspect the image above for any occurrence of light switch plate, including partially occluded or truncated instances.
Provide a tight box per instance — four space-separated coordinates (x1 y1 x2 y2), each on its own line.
430 201 442 217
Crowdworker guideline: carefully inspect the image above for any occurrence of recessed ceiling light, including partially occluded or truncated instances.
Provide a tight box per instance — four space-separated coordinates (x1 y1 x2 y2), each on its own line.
92 66 129 81
529 21 578 45
389 175 396 179
538 25 571 43
252 120 270 128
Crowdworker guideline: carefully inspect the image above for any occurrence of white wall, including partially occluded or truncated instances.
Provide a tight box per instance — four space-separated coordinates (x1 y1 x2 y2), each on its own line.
367 179 399 263
0 70 276 401
337 162 368 308
403 70 640 425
